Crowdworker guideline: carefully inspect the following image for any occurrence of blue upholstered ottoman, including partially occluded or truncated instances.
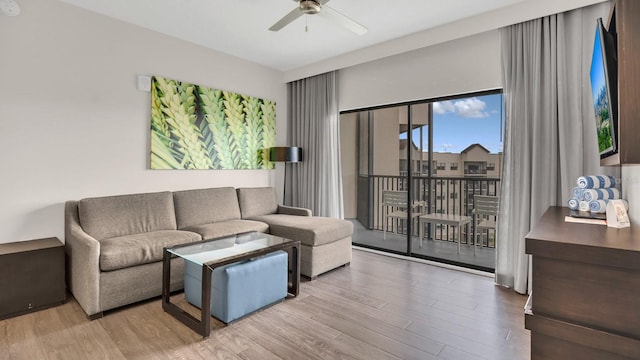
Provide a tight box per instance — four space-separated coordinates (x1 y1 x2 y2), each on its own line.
184 250 288 323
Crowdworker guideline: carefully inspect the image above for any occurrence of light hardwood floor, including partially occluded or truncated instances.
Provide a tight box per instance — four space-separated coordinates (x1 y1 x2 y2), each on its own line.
0 249 530 360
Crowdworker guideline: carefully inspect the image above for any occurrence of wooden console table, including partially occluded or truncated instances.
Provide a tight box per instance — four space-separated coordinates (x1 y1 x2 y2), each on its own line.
525 207 640 360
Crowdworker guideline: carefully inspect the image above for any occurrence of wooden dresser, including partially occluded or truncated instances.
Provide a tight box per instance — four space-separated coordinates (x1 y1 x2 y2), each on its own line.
525 207 640 359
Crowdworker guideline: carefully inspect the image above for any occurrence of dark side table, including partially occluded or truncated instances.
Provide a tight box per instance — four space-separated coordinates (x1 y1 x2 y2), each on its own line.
0 237 65 319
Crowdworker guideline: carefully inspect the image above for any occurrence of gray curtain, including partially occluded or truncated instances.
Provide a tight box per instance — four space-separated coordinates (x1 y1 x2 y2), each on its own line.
497 3 617 294
286 71 344 219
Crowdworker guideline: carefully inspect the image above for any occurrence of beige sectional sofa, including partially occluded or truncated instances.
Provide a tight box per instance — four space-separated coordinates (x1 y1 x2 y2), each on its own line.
65 186 352 319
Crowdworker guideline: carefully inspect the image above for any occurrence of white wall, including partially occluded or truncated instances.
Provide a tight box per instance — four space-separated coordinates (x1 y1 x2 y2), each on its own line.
623 166 640 225
339 30 501 111
0 0 286 244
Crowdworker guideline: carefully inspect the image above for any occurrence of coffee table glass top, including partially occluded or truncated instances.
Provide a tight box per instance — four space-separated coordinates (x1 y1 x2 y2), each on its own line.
166 232 290 266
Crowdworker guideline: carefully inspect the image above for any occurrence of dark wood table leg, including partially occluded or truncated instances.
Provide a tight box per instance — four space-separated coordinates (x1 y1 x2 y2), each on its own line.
200 265 212 337
288 242 300 297
162 250 211 338
162 249 171 307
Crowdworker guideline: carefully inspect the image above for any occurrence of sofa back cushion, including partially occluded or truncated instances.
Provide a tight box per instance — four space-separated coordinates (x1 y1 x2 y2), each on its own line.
237 187 278 219
78 191 177 240
173 187 242 229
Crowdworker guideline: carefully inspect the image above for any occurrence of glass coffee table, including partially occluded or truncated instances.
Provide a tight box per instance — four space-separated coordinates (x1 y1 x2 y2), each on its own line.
162 232 300 337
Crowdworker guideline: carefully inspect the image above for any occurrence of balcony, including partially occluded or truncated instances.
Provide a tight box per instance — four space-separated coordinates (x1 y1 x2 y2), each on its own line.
352 175 499 271
464 170 488 177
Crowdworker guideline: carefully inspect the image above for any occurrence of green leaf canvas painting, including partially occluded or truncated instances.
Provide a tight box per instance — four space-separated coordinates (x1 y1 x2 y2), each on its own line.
150 76 276 170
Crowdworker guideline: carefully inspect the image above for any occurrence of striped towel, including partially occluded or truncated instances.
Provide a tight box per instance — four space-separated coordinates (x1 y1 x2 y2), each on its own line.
582 188 621 201
579 201 590 212
567 198 580 210
572 187 584 200
589 199 629 213
577 175 616 189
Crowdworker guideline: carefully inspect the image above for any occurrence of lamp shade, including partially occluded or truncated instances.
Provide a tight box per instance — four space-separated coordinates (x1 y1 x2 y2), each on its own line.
269 147 303 162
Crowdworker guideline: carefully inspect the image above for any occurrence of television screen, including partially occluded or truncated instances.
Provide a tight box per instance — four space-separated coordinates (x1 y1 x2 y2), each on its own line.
589 18 617 158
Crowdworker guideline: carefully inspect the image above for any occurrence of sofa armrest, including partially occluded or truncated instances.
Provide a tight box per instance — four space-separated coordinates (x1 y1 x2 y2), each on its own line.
277 205 312 217
65 200 102 317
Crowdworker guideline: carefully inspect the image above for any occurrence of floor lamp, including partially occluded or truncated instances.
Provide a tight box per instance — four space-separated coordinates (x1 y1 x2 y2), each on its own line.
269 147 303 204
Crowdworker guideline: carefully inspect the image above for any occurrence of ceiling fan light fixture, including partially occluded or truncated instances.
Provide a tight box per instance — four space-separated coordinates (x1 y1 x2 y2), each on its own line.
299 0 321 14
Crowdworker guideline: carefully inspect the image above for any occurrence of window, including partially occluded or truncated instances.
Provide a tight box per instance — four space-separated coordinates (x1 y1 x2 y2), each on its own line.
422 163 430 174
436 195 445 200
450 192 458 200
450 180 458 185
437 162 446 170
487 163 495 171
450 163 458 170
399 159 408 173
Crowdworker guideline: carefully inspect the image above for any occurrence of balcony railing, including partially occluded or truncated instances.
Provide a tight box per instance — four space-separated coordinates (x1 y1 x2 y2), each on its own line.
364 175 500 248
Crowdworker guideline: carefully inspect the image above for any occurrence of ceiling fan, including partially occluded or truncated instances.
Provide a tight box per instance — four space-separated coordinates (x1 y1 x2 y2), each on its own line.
269 0 368 35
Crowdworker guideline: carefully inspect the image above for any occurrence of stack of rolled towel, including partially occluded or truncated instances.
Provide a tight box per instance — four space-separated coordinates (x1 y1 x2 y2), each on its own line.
568 175 627 213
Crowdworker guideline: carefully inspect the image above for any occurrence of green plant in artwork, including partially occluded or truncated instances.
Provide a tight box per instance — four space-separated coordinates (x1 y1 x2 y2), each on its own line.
150 76 276 170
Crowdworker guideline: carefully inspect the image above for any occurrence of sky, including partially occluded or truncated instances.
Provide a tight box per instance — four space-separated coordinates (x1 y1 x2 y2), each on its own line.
589 26 606 104
400 93 504 153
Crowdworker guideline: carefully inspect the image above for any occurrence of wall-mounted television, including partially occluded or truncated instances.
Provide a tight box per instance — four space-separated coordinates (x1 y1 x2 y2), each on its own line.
589 17 618 159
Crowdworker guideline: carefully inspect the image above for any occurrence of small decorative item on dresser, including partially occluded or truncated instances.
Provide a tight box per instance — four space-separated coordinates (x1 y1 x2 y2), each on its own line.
0 237 65 319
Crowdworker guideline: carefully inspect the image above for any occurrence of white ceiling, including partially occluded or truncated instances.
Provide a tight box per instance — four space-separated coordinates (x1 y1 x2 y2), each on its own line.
59 0 527 72
58 0 607 77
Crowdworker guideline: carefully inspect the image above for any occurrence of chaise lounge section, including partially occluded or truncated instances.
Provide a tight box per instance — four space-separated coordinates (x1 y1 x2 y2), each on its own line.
237 187 353 279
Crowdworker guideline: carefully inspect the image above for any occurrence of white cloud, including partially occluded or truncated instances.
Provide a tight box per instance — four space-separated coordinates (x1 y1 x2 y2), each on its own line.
453 98 489 118
433 101 455 114
433 98 489 118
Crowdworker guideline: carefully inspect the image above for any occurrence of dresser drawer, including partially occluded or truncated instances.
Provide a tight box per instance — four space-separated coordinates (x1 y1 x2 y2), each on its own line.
531 256 640 338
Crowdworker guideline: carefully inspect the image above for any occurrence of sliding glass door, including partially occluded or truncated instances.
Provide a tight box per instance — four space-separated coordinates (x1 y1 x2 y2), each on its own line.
340 91 503 271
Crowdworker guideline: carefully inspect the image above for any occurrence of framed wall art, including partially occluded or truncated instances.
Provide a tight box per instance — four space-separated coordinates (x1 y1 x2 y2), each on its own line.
150 76 276 170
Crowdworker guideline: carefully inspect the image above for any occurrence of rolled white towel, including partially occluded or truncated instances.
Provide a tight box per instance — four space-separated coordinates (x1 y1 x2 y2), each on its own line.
579 201 590 212
582 188 621 201
577 175 616 189
567 198 580 210
572 187 584 200
589 199 629 213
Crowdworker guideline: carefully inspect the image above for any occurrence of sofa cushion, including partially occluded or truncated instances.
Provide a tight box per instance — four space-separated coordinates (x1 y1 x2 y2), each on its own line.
236 187 278 219
183 219 269 241
78 192 177 241
100 230 201 271
173 187 242 229
250 214 353 247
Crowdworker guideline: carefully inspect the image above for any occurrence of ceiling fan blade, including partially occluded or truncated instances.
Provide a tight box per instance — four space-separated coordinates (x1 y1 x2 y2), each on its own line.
269 7 303 31
320 5 368 35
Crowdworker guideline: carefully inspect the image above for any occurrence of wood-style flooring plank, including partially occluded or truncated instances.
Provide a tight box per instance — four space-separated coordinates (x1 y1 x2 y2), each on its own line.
274 297 405 360
1 249 529 360
302 284 413 329
290 296 444 359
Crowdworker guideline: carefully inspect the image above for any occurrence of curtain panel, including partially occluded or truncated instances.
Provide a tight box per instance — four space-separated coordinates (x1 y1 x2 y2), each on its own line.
286 71 344 219
497 3 616 294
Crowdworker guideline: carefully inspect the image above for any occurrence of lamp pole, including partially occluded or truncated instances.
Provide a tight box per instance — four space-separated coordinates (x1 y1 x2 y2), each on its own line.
269 147 303 205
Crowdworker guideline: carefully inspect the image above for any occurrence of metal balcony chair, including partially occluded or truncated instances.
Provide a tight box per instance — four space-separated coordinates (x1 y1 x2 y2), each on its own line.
472 195 499 254
381 190 423 240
